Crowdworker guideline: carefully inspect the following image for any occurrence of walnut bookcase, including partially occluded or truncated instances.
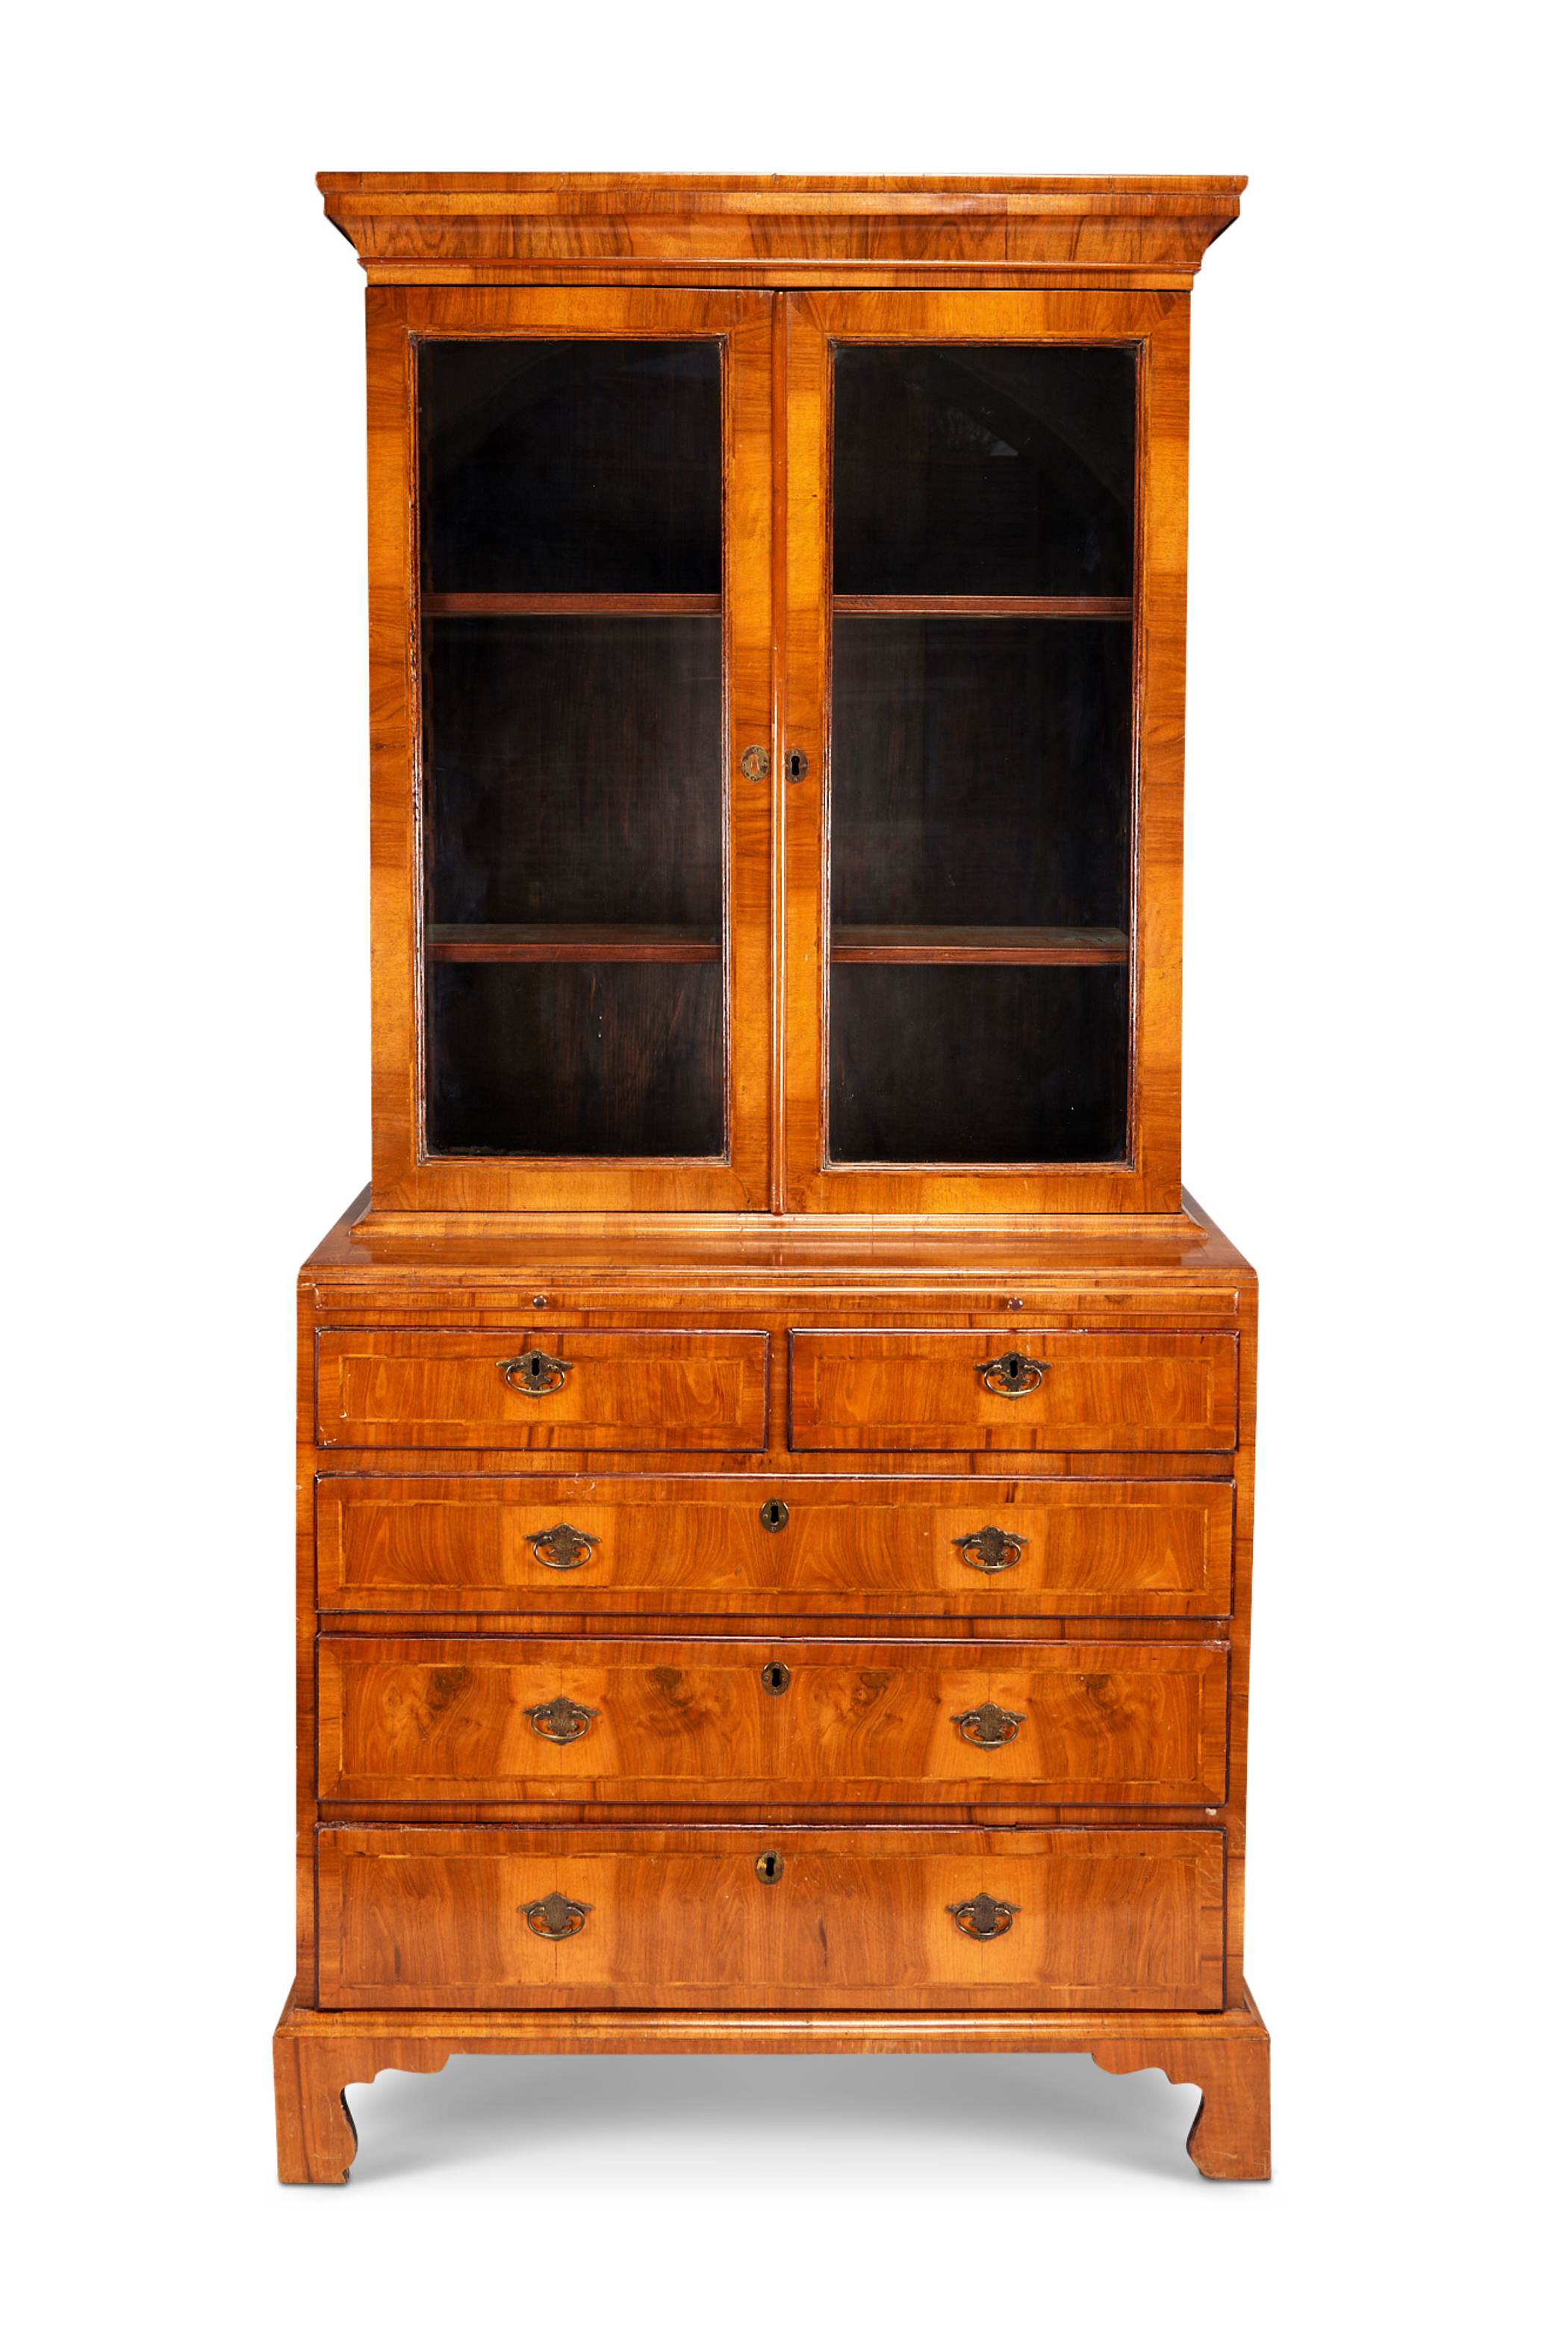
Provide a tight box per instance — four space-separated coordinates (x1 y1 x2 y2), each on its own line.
276 173 1268 2184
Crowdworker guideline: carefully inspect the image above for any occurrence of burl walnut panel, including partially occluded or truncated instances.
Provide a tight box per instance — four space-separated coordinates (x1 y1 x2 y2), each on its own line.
789 1330 1239 1451
317 1636 1229 1807
317 1329 770 1451
317 1826 1226 2010
315 1474 1236 1617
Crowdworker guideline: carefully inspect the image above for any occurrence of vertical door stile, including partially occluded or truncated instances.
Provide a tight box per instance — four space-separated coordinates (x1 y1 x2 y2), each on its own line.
783 295 832 1213
724 294 778 1211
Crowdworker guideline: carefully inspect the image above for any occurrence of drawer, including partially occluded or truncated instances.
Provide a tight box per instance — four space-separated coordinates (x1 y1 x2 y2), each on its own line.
316 1475 1234 1617
316 1329 769 1452
317 1636 1229 1806
317 1826 1225 2010
790 1329 1238 1453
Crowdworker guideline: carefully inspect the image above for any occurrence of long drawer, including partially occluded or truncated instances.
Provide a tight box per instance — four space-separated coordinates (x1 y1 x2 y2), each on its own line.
317 1636 1229 1805
789 1330 1238 1452
315 1475 1234 1617
317 1329 770 1452
316 1826 1226 2010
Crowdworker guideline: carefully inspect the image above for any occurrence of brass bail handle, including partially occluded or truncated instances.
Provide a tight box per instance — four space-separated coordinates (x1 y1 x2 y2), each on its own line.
497 1344 573 1395
520 1892 592 1941
947 1892 1018 1942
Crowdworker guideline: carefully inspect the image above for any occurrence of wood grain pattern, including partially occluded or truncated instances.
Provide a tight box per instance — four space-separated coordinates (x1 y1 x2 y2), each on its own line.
316 1826 1225 2010
789 1330 1237 1452
317 1636 1228 1805
317 1328 770 1451
315 1473 1235 1617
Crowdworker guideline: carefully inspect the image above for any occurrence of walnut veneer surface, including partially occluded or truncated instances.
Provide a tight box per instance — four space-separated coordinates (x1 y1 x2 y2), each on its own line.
276 173 1269 2185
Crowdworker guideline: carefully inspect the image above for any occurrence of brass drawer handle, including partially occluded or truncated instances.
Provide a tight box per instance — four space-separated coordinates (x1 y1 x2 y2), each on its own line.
977 1351 1048 1397
947 1892 1018 1942
527 1522 600 1571
520 1891 592 1941
529 1695 599 1745
497 1347 573 1395
951 1701 1026 1751
954 1525 1026 1574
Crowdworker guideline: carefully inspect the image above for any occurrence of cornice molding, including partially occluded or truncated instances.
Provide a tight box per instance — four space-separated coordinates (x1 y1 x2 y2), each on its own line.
317 173 1246 290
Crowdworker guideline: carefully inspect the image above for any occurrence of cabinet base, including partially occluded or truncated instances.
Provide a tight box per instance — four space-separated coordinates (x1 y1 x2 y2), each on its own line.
273 1980 1269 2184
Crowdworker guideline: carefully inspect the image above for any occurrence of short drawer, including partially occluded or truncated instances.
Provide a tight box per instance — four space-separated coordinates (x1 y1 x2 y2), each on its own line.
317 1826 1225 2010
317 1636 1229 1806
790 1330 1238 1452
316 1475 1233 1617
316 1329 769 1452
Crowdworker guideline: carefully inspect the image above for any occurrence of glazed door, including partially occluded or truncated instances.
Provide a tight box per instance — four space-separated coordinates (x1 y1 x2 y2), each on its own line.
366 288 774 1214
782 291 1191 1215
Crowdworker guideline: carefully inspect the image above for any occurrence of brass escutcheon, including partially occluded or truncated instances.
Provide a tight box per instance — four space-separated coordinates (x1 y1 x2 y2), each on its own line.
498 1347 573 1396
739 744 770 780
976 1351 1048 1397
756 1850 784 1884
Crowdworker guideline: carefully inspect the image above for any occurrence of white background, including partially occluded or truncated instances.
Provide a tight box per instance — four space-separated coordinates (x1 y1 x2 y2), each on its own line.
4 3 1561 2343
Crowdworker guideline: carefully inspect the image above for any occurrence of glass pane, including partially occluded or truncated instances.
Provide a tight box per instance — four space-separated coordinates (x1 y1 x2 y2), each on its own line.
425 618 722 930
830 966 1128 1164
827 341 1136 1168
831 618 1130 931
428 963 724 1158
420 339 721 593
833 344 1135 596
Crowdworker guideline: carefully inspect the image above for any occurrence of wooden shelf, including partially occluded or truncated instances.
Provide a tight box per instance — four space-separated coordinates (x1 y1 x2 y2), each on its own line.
831 925 1130 966
423 593 721 617
833 595 1132 619
427 925 721 964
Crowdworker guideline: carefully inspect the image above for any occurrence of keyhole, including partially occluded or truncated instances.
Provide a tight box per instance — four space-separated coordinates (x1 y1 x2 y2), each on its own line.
529 1353 542 1379
1005 1353 1021 1381
761 1661 791 1695
756 1850 784 1883
759 1499 789 1532
785 749 809 781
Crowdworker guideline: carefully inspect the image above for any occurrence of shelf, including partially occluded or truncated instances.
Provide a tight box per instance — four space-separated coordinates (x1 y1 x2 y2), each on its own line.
832 595 1132 618
423 593 721 617
830 925 1130 966
427 925 721 964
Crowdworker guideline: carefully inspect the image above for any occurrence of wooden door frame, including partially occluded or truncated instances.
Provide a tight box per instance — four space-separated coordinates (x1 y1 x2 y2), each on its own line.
362 285 777 1216
783 288 1191 1216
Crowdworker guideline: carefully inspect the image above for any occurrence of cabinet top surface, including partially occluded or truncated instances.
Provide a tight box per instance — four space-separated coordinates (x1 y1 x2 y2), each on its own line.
318 172 1245 285
305 1192 1254 1290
